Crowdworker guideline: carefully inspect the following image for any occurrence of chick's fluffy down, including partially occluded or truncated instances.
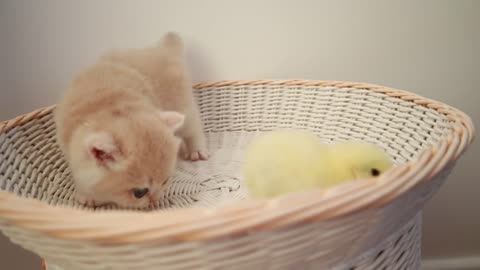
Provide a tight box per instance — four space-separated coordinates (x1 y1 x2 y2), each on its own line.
243 130 393 199
244 130 328 199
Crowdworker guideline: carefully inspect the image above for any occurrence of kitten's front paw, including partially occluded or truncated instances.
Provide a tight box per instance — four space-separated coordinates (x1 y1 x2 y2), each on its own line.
184 149 209 161
181 135 209 161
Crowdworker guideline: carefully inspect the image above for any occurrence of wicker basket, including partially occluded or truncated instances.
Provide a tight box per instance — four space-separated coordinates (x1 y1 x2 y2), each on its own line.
0 80 474 270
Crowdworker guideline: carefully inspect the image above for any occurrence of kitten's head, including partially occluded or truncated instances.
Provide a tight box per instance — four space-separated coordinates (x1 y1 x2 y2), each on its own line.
73 110 184 208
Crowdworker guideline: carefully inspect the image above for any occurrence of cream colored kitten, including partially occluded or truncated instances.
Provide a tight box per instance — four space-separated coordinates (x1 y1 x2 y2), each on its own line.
55 32 208 208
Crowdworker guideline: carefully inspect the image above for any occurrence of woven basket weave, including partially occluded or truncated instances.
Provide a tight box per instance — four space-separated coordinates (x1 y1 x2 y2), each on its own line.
0 80 474 270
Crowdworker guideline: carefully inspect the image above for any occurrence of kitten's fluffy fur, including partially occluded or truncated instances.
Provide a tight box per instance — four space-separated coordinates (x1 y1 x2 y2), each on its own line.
55 32 207 208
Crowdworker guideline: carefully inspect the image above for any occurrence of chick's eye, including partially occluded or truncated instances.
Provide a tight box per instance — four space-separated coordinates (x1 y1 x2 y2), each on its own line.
371 168 380 177
133 188 149 199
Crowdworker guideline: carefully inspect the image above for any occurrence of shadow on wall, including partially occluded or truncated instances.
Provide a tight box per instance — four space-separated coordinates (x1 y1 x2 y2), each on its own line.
0 233 41 269
185 40 217 84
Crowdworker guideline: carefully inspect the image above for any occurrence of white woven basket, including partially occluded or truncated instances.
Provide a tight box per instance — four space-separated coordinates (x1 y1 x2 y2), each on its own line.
0 80 474 270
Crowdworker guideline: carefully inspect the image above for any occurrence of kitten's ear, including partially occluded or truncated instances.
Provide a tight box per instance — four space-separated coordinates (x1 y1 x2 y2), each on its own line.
158 111 185 132
84 132 122 167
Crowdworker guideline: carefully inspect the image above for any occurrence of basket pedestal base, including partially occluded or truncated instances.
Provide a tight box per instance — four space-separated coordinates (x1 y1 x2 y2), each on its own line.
336 212 422 270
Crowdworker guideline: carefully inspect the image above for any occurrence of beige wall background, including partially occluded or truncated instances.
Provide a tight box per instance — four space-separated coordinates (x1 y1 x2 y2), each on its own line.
0 0 478 269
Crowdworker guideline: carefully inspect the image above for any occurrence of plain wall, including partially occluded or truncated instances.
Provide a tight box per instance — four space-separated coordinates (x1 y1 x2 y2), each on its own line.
0 0 479 268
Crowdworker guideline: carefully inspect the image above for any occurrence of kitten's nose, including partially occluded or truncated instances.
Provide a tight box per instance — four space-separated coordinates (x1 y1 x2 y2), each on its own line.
148 196 157 206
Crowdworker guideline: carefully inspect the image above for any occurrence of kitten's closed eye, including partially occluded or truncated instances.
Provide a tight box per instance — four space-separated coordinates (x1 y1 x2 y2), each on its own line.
133 188 149 199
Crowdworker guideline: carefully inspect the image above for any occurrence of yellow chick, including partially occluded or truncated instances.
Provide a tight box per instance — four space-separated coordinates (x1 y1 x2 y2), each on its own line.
244 130 394 199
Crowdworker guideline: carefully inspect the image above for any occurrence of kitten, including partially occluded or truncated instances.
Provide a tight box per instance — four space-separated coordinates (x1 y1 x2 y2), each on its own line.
54 32 208 208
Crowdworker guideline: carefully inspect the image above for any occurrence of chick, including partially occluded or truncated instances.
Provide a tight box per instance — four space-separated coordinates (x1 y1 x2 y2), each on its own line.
243 130 394 199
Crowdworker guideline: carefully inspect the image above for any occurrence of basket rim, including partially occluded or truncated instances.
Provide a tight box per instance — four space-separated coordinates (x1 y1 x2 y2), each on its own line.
0 79 474 245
